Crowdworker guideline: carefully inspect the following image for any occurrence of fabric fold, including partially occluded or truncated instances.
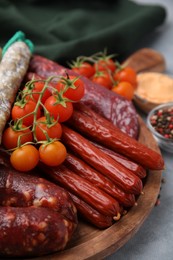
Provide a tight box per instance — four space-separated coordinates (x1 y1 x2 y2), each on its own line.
0 0 166 62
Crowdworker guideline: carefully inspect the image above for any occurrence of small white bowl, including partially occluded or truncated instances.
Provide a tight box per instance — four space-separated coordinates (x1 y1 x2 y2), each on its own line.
146 102 173 153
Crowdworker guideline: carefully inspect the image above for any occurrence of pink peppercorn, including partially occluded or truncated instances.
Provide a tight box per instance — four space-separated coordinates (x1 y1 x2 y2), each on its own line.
150 106 173 140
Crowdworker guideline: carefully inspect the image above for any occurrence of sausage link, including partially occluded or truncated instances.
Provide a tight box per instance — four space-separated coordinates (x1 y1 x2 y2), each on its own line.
90 141 147 179
28 55 139 139
0 42 31 143
65 152 135 207
61 125 143 195
69 192 113 229
0 162 77 224
67 105 164 171
39 163 120 218
0 206 75 257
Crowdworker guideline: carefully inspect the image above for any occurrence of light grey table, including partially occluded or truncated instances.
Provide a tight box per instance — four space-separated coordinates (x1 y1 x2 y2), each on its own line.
107 1 173 259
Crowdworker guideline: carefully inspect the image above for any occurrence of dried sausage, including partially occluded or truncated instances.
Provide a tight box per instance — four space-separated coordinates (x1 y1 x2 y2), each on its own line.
61 125 143 195
65 152 136 207
69 193 113 229
39 163 121 218
67 106 164 171
0 163 77 224
0 151 77 257
90 141 147 179
0 206 74 257
0 42 31 143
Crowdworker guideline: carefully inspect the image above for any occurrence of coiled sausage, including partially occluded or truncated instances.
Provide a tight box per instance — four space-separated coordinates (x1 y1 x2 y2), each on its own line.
0 151 77 257
0 206 74 257
0 164 77 224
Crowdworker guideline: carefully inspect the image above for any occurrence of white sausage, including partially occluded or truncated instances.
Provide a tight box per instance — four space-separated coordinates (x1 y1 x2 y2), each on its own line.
0 41 31 142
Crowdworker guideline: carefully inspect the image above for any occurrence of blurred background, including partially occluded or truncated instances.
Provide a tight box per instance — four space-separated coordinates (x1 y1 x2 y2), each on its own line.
107 1 173 260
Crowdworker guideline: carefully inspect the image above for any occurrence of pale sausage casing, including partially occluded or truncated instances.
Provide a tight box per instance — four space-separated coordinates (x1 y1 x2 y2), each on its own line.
0 41 31 142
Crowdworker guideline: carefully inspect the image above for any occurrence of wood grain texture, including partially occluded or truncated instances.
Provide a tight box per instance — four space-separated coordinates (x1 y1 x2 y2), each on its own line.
33 117 162 260
133 94 159 114
124 48 166 74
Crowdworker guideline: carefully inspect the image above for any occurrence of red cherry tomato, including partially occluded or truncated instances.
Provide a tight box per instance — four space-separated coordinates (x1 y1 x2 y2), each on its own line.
11 100 41 127
112 81 135 100
92 71 113 89
2 125 33 150
23 81 51 104
44 95 73 122
35 116 62 141
94 58 116 73
10 145 39 172
71 62 95 78
55 75 85 102
39 141 67 166
113 67 137 88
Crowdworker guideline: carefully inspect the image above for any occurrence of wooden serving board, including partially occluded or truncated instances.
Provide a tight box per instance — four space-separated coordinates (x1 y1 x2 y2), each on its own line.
30 116 162 260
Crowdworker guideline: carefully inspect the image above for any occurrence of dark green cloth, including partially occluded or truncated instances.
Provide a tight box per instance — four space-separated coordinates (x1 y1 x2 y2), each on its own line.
0 0 166 64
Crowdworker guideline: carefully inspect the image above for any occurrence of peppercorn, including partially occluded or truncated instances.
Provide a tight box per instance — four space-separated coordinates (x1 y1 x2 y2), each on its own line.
150 106 173 140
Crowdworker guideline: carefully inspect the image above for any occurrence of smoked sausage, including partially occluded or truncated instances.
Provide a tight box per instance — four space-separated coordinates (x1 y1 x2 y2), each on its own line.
0 163 77 224
61 125 143 195
65 152 136 207
90 141 147 179
39 163 121 218
0 206 74 257
67 106 164 171
69 193 114 229
0 151 77 257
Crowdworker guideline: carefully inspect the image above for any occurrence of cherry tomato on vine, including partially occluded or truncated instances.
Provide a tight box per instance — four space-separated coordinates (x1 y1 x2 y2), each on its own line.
39 141 67 166
94 58 116 73
113 67 137 88
11 100 41 127
112 81 135 101
2 125 33 150
55 75 85 102
23 81 51 104
71 62 95 78
35 116 62 141
44 95 73 122
92 71 113 89
10 145 39 172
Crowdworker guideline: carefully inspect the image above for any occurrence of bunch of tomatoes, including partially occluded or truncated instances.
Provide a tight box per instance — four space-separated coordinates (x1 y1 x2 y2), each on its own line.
2 75 85 172
69 50 137 101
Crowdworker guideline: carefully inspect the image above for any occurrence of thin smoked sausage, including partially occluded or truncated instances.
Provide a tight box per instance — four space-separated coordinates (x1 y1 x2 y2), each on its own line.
61 125 143 195
90 141 147 179
69 193 113 229
65 152 136 207
67 106 164 170
39 163 121 218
